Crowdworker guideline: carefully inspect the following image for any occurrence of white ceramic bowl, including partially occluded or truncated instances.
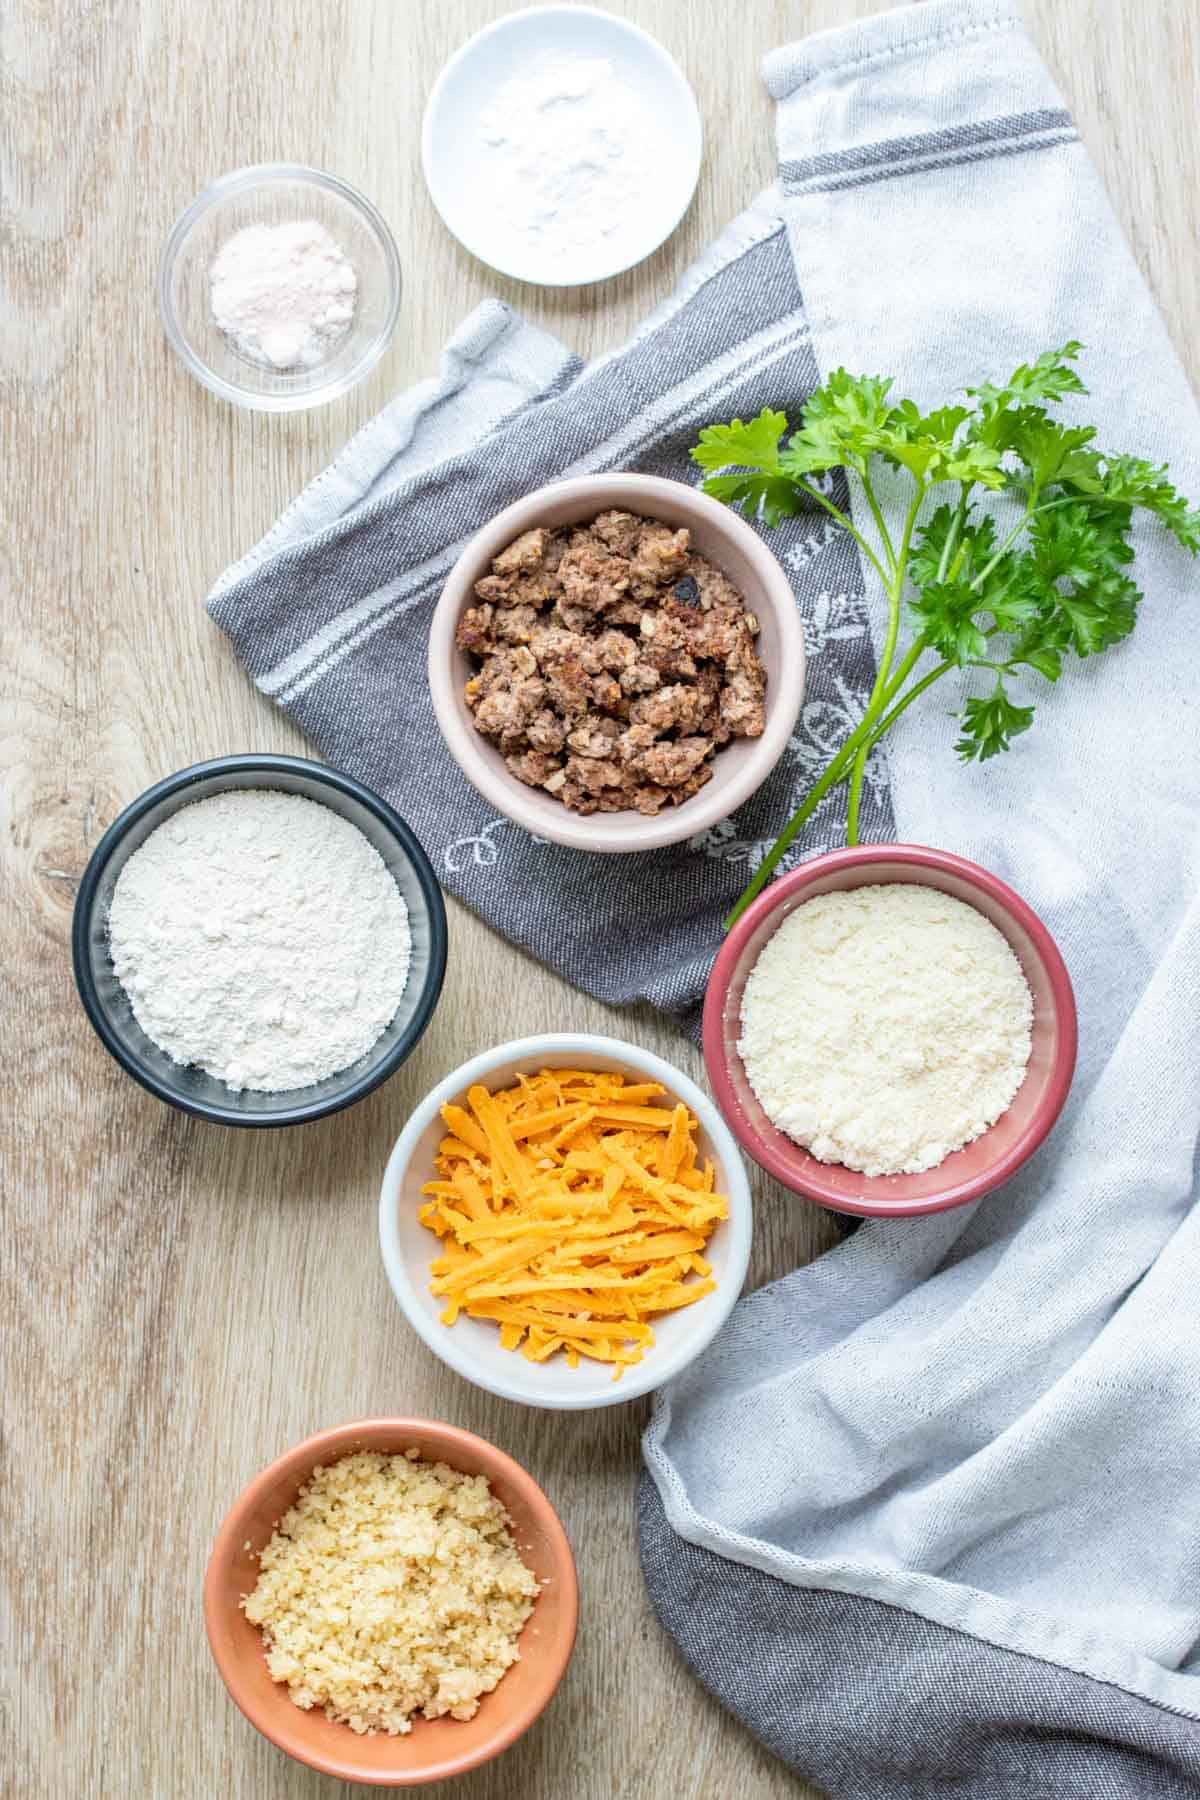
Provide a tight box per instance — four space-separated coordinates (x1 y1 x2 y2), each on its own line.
379 1034 752 1409
422 6 703 286
159 163 402 411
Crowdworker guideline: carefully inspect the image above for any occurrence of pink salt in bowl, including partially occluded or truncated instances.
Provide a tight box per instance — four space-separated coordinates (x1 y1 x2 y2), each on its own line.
703 844 1078 1219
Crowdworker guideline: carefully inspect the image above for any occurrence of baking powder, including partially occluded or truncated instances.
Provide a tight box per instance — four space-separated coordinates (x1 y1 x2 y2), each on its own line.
209 220 358 370
477 52 650 256
739 884 1033 1177
108 790 411 1092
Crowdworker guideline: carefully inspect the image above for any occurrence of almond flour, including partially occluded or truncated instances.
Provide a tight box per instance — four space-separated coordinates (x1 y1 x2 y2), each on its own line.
739 883 1033 1177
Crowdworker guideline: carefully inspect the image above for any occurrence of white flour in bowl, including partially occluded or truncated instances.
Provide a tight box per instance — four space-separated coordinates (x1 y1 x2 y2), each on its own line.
477 51 651 257
108 789 412 1092
209 221 358 370
739 883 1033 1177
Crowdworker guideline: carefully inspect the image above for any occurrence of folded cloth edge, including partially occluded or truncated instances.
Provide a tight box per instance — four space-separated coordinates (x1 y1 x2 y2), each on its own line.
208 300 579 605
763 0 1019 97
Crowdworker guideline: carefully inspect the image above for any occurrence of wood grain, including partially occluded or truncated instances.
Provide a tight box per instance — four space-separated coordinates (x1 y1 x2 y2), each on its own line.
2 2 1196 1795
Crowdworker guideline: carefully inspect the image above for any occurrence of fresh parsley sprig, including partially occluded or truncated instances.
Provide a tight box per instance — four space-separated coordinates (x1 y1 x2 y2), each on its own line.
692 344 1199 926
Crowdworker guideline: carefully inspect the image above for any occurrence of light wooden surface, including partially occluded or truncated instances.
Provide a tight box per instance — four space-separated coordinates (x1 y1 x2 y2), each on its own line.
3 3 1197 1796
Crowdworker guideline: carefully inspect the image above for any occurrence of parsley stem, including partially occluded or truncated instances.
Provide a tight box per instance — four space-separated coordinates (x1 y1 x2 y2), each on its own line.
858 469 898 579
810 480 927 860
723 475 912 926
857 484 925 721
722 732 864 927
861 661 954 754
726 646 948 923
878 635 930 709
791 479 892 590
893 483 926 588
936 486 972 582
970 501 1035 591
846 746 866 844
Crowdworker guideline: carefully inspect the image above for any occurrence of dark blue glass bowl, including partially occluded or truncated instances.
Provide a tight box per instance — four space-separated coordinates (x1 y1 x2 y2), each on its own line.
72 755 447 1127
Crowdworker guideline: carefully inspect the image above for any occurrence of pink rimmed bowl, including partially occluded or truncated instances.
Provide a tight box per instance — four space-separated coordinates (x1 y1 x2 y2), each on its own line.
703 844 1077 1219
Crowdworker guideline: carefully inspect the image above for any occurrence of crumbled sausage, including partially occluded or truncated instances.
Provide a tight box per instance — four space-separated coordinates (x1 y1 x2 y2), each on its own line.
591 510 643 556
564 755 626 798
527 709 568 753
618 659 661 696
528 623 583 667
458 510 768 815
591 629 637 673
630 524 690 597
492 603 541 645
630 682 714 737
557 534 633 614
566 718 621 758
506 749 563 789
604 597 646 628
455 604 494 656
493 527 550 576
465 648 547 744
540 656 593 718
720 670 767 738
473 574 514 605
644 644 698 682
632 735 712 788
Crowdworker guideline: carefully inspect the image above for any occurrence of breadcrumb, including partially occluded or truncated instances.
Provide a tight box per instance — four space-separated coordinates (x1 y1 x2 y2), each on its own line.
242 1450 539 1735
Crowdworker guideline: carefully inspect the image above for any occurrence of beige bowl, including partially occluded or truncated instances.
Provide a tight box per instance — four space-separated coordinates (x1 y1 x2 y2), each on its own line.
427 474 805 852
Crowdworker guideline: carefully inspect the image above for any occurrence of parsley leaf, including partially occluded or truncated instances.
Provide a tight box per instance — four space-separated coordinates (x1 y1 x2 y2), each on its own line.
967 341 1087 423
1003 415 1099 495
691 410 788 475
1065 453 1200 552
690 345 1199 925
956 682 1037 762
907 579 989 665
699 470 808 528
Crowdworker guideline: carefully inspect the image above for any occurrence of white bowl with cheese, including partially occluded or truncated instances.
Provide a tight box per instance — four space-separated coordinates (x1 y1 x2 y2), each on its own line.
378 1033 752 1410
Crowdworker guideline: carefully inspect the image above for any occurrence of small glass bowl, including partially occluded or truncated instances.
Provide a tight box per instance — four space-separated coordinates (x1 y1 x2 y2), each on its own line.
159 163 402 411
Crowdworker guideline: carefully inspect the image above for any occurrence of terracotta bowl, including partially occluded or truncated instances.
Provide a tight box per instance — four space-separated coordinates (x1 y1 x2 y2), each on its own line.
427 473 805 852
204 1418 578 1786
703 844 1077 1219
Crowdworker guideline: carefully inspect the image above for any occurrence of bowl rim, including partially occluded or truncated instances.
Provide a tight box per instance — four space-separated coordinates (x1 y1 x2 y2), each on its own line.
378 1031 754 1408
427 472 806 853
158 161 403 413
420 4 703 288
702 842 1079 1218
71 754 448 1128
203 1415 579 1786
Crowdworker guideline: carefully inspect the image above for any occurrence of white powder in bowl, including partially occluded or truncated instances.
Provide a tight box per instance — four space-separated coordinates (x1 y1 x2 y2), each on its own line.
476 52 651 258
108 789 412 1092
209 220 358 370
738 883 1033 1177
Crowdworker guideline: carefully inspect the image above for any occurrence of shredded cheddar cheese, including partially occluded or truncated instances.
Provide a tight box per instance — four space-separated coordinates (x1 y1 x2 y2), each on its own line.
418 1069 728 1379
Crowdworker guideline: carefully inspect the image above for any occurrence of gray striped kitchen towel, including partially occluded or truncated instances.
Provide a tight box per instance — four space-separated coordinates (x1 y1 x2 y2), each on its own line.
210 0 1200 1793
207 212 887 1038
